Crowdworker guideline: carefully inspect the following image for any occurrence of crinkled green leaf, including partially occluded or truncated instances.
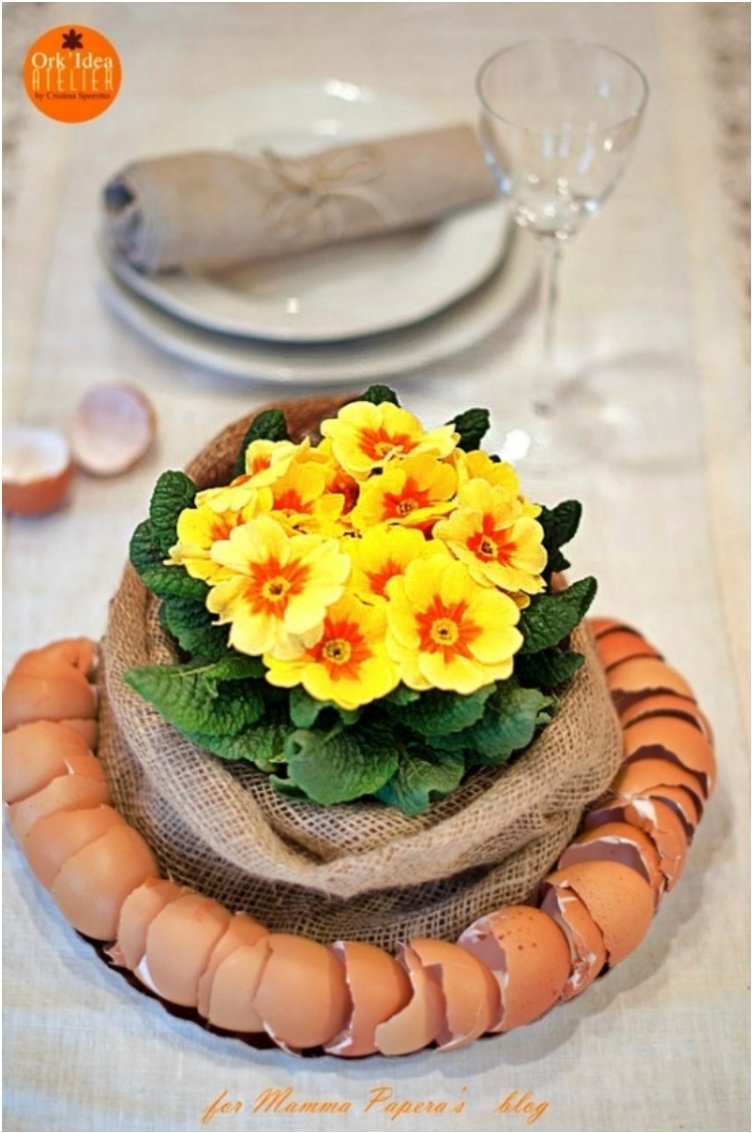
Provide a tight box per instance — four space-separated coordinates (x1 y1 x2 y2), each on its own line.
123 660 265 738
159 595 228 661
289 686 360 729
449 407 490 452
394 684 495 737
519 577 597 654
539 500 582 574
129 520 207 601
149 471 197 555
384 684 421 707
376 746 465 817
201 651 266 684
193 720 290 771
234 409 291 476
282 724 398 805
358 384 400 407
433 681 555 764
516 648 585 691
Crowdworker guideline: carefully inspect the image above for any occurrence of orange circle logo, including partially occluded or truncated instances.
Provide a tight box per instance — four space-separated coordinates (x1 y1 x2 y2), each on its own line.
24 25 121 123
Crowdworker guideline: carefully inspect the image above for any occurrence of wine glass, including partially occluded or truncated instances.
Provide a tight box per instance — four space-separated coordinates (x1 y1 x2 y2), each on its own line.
476 39 648 468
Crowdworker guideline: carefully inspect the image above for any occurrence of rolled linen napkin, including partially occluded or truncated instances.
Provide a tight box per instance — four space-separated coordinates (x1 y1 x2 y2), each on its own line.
103 124 497 274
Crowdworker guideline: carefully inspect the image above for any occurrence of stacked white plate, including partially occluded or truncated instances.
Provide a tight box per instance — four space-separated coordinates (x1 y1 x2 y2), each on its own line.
99 81 538 385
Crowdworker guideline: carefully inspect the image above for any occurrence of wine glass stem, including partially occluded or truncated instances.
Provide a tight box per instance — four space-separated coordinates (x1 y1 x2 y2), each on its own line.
534 236 565 418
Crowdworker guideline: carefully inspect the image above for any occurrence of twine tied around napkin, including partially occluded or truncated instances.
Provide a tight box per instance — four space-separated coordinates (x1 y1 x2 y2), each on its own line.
103 124 498 274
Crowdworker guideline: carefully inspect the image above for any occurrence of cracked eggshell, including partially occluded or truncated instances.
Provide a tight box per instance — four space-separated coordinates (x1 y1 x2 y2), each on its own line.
196 912 269 1020
619 693 714 744
2 669 98 732
407 938 500 1050
14 638 97 677
606 657 695 703
108 878 188 970
623 716 716 797
58 718 99 749
71 385 156 477
544 861 654 967
458 906 570 1033
590 617 639 639
373 943 445 1056
3 719 95 803
558 822 664 906
2 425 73 516
324 940 412 1058
252 933 351 1052
205 939 272 1032
10 773 111 840
538 885 607 1001
622 798 689 889
51 822 159 940
140 892 232 1007
595 630 662 671
612 758 704 827
24 805 125 890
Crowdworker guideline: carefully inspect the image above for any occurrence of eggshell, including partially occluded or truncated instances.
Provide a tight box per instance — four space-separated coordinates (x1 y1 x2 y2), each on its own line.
612 757 705 817
558 822 664 906
324 941 412 1057
51 823 159 940
2 670 98 732
252 933 351 1052
71 384 156 477
24 805 125 889
606 657 695 703
373 944 445 1056
108 878 188 969
623 716 716 797
10 774 111 840
2 426 73 516
458 906 571 1033
538 886 607 1000
205 939 272 1032
2 719 94 803
589 617 638 639
544 861 654 966
621 798 689 889
618 692 714 742
595 630 662 671
196 912 270 1019
407 938 500 1050
14 638 97 677
142 893 232 1007
59 718 99 748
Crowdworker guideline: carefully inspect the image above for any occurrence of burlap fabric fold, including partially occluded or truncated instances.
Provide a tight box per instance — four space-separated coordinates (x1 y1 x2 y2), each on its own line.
98 396 623 949
103 124 497 274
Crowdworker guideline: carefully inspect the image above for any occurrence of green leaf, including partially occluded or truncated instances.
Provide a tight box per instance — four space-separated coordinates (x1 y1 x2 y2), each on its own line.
283 725 398 805
393 685 495 737
200 651 266 684
288 686 360 729
159 595 228 661
193 720 290 771
449 407 490 452
129 520 207 601
519 577 597 654
358 384 401 406
234 409 291 476
149 471 197 555
376 746 465 817
384 684 421 707
433 681 555 764
123 660 265 738
539 500 582 574
516 648 585 691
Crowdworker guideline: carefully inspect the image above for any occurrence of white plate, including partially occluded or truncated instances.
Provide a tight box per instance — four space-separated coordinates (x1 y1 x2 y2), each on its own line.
99 228 538 386
108 81 511 343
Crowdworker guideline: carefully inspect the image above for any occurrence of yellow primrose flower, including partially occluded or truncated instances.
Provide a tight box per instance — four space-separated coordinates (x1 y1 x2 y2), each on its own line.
320 400 458 479
166 493 269 583
296 439 360 516
206 514 351 658
264 593 399 711
453 450 541 518
269 460 345 536
194 440 301 513
346 525 449 604
351 452 457 533
386 556 523 694
434 478 547 596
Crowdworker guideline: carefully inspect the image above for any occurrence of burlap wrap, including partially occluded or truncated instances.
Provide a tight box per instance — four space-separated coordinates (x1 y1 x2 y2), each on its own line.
98 396 623 948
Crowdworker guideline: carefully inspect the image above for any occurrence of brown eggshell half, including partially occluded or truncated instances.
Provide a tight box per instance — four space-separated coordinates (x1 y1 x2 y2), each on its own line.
71 384 156 477
606 657 695 703
373 944 445 1056
10 773 111 840
2 426 73 516
51 823 159 940
206 939 272 1032
612 758 705 820
324 940 412 1057
108 878 188 970
619 693 714 744
2 719 94 803
58 718 99 748
14 638 97 677
458 906 571 1033
3 670 98 732
558 822 664 907
545 861 654 967
538 886 607 1001
24 805 125 889
595 630 662 671
623 716 716 797
196 912 270 1020
252 933 351 1052
140 893 232 1007
407 937 500 1050
589 617 637 639
621 799 690 889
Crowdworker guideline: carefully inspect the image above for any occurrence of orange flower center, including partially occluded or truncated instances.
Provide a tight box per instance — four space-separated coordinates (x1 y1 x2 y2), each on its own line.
209 512 245 542
430 617 459 647
416 598 480 660
469 521 516 565
383 477 430 520
274 488 307 513
322 638 352 665
359 427 415 462
313 618 370 680
367 560 402 598
261 576 291 602
247 556 309 615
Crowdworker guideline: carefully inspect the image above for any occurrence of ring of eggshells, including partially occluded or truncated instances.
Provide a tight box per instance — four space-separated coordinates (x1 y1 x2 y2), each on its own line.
2 618 715 1058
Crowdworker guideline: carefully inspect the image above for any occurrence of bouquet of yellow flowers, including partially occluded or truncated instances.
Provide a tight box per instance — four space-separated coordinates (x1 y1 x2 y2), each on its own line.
126 386 595 815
